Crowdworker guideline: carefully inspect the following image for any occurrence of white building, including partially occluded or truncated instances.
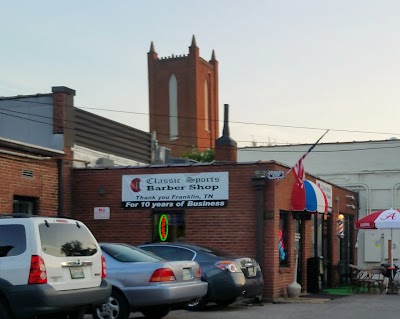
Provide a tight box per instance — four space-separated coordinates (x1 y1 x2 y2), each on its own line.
238 138 400 268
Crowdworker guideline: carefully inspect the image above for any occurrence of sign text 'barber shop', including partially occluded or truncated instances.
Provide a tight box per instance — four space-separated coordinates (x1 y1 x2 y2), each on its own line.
122 172 229 209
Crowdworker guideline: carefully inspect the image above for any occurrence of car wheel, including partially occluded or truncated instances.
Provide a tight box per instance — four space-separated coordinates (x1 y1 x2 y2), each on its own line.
215 297 237 306
0 300 11 319
140 306 170 319
185 296 208 311
93 290 130 319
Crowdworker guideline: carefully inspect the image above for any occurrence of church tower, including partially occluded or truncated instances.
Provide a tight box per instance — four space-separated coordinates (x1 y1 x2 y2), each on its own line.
147 35 219 157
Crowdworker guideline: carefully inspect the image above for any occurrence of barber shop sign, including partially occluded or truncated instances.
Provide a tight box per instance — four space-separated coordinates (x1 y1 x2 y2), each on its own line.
122 172 229 209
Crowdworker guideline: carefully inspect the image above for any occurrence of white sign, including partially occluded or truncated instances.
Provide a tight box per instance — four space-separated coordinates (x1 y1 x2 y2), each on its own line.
267 170 285 180
316 179 332 210
122 172 229 209
94 207 110 219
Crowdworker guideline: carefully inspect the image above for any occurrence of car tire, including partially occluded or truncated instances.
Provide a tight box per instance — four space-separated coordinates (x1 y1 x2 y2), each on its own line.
0 300 11 319
140 306 170 319
215 297 237 306
93 289 130 319
185 296 208 311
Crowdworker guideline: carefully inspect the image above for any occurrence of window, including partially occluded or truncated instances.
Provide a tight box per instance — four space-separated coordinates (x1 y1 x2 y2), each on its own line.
39 223 98 257
279 211 289 267
152 212 185 242
141 246 195 261
101 243 162 262
13 196 38 215
0 225 26 257
169 74 178 139
204 80 209 131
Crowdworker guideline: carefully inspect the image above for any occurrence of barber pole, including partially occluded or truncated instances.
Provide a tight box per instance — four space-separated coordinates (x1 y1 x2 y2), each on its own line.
337 218 344 238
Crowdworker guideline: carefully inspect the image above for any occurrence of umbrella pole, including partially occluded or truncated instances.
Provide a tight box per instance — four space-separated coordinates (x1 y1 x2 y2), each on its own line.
386 229 398 294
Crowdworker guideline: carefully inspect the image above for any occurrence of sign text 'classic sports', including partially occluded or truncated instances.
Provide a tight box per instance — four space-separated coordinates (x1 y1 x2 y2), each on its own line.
122 172 229 209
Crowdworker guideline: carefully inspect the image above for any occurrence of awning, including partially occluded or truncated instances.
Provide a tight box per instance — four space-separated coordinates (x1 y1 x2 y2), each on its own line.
292 180 328 213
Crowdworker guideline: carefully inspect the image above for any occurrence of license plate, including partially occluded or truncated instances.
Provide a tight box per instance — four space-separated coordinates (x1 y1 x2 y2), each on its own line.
183 268 192 280
248 267 255 277
70 267 85 279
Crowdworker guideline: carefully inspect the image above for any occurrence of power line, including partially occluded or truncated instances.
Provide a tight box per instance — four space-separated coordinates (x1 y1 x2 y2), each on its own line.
2 97 400 137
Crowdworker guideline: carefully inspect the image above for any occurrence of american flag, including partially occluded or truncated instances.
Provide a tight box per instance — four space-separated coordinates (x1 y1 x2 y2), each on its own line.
287 130 329 185
292 153 307 185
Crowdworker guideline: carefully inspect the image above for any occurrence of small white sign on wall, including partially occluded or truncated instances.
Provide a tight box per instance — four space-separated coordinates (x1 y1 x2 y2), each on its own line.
94 207 110 220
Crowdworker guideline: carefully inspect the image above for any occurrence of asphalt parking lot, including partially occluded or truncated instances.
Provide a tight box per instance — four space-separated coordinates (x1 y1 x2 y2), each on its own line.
86 293 400 319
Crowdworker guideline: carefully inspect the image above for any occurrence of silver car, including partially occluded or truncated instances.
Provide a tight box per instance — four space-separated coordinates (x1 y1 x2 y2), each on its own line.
93 243 208 319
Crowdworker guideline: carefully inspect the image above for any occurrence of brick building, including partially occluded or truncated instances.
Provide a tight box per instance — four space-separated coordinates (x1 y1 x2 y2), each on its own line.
148 35 219 157
71 156 358 301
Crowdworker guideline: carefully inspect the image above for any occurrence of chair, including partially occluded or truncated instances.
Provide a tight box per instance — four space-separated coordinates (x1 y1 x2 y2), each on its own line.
349 264 374 293
368 266 386 293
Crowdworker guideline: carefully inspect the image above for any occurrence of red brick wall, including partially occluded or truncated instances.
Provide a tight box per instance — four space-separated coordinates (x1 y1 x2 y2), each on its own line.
148 45 218 157
71 162 358 300
0 149 59 215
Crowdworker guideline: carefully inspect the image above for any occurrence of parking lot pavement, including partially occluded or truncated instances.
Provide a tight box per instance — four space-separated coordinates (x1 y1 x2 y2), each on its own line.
85 294 400 319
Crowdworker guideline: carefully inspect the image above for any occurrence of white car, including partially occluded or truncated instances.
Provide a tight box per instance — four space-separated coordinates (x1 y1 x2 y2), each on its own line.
0 214 111 319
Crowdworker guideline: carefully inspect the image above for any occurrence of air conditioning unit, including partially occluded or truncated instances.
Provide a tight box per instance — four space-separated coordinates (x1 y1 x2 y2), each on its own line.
155 147 171 164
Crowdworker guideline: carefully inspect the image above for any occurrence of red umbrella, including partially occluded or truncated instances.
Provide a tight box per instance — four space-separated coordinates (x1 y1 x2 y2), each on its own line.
355 209 400 293
355 209 400 229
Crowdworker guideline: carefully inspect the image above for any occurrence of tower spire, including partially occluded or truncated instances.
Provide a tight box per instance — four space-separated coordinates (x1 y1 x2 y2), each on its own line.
211 49 216 61
190 35 197 47
149 41 156 53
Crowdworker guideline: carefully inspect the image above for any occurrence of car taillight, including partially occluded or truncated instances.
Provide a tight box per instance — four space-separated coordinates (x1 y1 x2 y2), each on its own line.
101 254 107 278
196 266 201 278
150 268 176 282
216 261 241 273
28 255 47 284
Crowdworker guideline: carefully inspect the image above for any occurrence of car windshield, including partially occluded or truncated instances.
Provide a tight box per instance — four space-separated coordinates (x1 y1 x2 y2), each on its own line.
102 243 164 262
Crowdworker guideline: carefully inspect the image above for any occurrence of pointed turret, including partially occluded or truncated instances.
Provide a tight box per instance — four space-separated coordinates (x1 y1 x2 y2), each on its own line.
211 50 216 61
189 35 199 58
149 41 156 53
148 41 158 60
190 35 197 48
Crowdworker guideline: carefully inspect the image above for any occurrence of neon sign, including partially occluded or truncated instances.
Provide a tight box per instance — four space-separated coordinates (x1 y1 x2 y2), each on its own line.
158 214 169 241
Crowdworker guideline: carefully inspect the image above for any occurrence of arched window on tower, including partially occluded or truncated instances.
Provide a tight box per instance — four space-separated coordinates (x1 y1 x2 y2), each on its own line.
204 79 210 132
169 74 178 139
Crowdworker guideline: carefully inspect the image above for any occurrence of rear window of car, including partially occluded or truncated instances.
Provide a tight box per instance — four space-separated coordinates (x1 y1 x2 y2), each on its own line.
141 246 195 261
39 223 97 257
101 244 163 262
0 224 26 257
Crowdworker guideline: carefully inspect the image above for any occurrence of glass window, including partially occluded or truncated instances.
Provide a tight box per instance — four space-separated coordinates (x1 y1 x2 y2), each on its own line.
0 225 26 257
13 196 38 215
101 244 162 262
279 211 289 267
39 223 97 257
152 212 185 242
141 246 195 261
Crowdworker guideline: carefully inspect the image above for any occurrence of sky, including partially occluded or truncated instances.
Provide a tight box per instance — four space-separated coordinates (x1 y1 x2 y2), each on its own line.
2 1 400 148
